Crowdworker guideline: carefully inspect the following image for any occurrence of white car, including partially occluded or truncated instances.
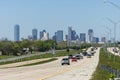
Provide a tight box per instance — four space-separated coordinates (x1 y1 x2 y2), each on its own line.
61 58 70 65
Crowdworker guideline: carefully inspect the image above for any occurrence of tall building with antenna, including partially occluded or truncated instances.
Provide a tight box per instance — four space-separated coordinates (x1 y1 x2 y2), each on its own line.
14 24 20 42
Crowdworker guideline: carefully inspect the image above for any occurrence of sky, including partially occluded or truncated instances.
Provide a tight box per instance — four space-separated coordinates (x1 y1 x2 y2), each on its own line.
0 0 120 41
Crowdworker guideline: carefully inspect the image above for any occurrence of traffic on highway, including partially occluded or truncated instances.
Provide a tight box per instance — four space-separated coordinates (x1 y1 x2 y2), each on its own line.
0 47 100 80
61 47 97 65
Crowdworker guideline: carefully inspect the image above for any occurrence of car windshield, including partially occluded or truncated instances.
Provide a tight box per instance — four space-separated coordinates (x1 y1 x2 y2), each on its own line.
72 57 76 59
63 58 68 60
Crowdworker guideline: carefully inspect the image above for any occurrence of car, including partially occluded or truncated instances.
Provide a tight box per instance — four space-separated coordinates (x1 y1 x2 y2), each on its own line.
91 48 94 51
71 57 77 62
68 54 73 59
61 58 70 65
95 47 98 50
113 48 118 53
75 54 83 59
87 54 91 58
75 55 80 60
79 55 83 59
89 51 95 56
82 51 88 56
115 50 118 53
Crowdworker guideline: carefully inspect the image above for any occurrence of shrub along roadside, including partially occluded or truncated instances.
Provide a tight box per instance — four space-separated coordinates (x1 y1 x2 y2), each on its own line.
92 48 120 80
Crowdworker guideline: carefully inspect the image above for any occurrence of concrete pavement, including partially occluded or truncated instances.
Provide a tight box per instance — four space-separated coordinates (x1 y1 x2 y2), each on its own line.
0 47 100 80
46 48 100 80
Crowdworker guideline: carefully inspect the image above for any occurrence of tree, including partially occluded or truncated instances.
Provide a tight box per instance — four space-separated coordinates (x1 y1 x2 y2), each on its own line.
34 40 56 52
12 43 21 56
0 41 14 55
34 40 41 51
66 47 70 55
20 39 32 48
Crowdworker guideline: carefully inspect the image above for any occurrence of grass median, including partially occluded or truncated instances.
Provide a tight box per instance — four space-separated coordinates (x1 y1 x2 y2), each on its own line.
0 49 81 65
0 55 16 60
16 58 57 67
92 48 120 80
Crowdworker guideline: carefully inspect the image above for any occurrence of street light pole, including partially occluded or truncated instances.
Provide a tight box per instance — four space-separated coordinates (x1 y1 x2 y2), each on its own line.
106 27 111 42
106 27 112 59
105 31 110 54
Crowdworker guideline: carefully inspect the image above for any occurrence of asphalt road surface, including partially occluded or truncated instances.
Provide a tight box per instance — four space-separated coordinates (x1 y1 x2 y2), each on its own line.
0 48 100 80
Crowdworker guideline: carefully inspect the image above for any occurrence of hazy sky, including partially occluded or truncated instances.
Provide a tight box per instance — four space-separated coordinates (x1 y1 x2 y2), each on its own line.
0 0 120 41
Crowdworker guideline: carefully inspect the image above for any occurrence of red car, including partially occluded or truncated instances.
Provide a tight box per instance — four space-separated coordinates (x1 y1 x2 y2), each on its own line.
71 57 77 62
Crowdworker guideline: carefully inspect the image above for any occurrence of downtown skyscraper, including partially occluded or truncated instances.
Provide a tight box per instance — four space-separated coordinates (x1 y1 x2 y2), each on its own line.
14 24 20 42
39 30 49 41
40 30 46 40
88 29 94 43
68 27 78 41
68 27 72 41
32 28 38 40
56 30 63 42
80 33 86 43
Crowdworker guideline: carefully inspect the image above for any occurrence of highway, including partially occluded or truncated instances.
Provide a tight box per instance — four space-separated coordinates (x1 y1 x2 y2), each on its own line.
0 48 100 80
107 47 120 56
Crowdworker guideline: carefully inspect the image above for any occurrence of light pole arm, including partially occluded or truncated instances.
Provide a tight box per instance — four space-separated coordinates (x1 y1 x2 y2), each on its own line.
104 17 116 24
104 1 120 10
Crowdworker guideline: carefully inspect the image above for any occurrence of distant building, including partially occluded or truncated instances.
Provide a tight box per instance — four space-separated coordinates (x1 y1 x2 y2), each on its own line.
39 30 49 41
67 27 72 46
88 29 94 43
96 37 99 43
32 28 38 40
68 27 78 41
80 33 86 43
39 30 46 40
52 32 57 41
52 35 56 41
71 30 76 40
63 35 66 41
56 30 63 42
65 35 68 41
67 27 80 46
75 34 79 40
68 27 72 41
1 37 8 41
14 24 20 42
101 37 106 43
41 32 49 41
92 37 99 43
28 35 33 41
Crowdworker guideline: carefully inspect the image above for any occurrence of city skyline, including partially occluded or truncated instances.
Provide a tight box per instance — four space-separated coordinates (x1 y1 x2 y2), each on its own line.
0 24 114 43
0 0 120 40
13 25 102 44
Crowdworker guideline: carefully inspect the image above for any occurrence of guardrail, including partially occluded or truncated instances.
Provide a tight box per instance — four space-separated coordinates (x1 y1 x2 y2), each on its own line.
0 53 41 63
0 50 65 63
109 78 120 80
101 64 120 78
